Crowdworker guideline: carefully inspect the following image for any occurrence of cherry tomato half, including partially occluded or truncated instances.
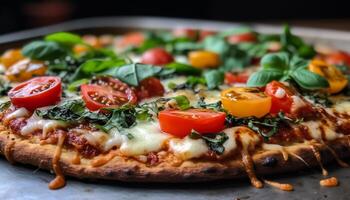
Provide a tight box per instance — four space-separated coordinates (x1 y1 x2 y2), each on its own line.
224 72 249 84
8 76 62 111
135 77 165 100
83 77 137 111
158 109 226 138
325 51 350 66
227 32 257 44
172 28 198 40
264 81 294 114
117 32 145 48
140 48 174 66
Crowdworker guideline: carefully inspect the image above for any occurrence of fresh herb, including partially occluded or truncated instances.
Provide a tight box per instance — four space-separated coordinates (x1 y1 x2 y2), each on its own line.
247 52 329 90
303 92 333 107
0 101 11 112
203 70 224 89
22 41 69 60
67 79 89 91
197 97 222 111
45 32 84 47
189 131 228 154
0 79 11 96
100 106 137 131
165 62 201 75
172 95 191 110
226 112 302 140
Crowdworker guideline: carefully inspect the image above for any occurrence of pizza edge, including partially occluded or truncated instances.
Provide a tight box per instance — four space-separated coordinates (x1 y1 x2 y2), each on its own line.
1 129 349 183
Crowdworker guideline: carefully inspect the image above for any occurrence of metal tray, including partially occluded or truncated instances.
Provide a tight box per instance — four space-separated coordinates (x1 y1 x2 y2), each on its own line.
0 16 349 200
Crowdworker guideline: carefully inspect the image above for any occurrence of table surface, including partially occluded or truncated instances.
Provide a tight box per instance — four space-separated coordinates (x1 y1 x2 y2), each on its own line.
0 157 349 200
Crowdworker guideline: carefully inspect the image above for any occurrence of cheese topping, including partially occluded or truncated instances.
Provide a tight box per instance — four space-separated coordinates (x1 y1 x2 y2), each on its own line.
333 101 350 114
169 136 208 160
301 121 339 141
20 114 67 136
4 107 30 122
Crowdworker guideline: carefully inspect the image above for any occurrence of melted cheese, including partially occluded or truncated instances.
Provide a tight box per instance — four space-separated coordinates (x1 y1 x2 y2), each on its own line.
222 127 238 154
84 131 109 147
301 121 339 141
262 143 288 161
333 101 350 114
20 114 67 136
169 136 208 160
4 107 29 121
237 128 261 150
106 121 169 156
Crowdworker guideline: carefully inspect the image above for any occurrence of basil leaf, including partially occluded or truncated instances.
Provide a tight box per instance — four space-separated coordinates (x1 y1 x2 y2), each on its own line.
247 69 284 87
106 63 163 86
291 68 329 90
217 27 253 38
22 41 68 60
67 79 89 91
45 32 83 46
101 106 137 131
71 59 126 81
189 131 228 154
0 78 11 96
261 52 289 71
0 101 11 112
172 95 191 110
203 36 230 55
165 62 201 75
204 70 224 89
289 56 309 70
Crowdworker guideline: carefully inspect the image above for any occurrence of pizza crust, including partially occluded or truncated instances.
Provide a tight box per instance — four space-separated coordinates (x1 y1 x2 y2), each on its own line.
1 129 349 183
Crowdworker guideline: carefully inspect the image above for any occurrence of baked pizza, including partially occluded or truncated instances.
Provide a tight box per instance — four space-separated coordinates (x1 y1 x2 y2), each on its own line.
0 26 349 191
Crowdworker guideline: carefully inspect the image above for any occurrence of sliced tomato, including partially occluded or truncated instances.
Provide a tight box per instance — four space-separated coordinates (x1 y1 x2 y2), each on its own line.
264 81 294 114
140 48 174 65
221 87 271 118
117 32 145 48
8 76 61 111
325 51 350 66
83 77 137 111
227 32 257 44
224 72 249 84
158 109 226 137
199 30 216 41
135 77 165 100
173 28 198 40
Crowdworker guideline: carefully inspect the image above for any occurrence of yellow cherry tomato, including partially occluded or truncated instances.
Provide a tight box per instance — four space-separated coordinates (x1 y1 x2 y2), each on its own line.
308 59 348 94
221 87 271 118
5 59 47 82
188 50 220 68
0 49 24 68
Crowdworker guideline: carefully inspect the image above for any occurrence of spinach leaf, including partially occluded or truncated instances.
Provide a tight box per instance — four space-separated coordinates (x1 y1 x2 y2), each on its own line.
45 32 83 47
189 131 228 154
197 97 222 111
22 41 68 60
105 63 163 86
204 70 224 89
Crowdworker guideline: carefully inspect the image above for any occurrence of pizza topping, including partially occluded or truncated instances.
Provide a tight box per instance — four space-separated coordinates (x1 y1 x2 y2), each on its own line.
262 143 288 161
135 77 165 100
158 109 226 138
169 136 209 160
188 50 220 69
320 177 339 187
309 143 328 176
91 150 119 167
325 51 350 66
8 76 62 111
20 113 67 137
265 81 294 114
117 32 145 48
224 72 249 85
49 133 66 190
227 32 257 44
3 107 30 124
0 49 24 68
221 87 271 118
140 48 174 65
308 59 348 94
5 59 47 82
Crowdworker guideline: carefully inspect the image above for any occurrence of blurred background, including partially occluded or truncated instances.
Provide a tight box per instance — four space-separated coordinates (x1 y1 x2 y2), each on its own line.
1 0 350 34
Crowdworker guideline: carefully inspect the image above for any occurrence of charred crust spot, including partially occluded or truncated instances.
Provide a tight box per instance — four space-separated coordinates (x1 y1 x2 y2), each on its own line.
106 170 116 177
122 168 134 176
183 173 195 180
261 156 278 167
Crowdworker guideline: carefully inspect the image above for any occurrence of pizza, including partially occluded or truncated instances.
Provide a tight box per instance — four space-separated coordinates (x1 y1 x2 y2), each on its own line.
0 25 350 191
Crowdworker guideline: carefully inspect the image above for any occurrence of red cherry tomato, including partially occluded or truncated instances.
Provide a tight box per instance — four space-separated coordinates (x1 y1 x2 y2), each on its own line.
227 32 257 44
8 76 62 111
140 48 174 65
82 77 137 111
117 32 145 48
264 81 294 114
199 30 216 41
224 72 249 84
173 28 198 40
325 51 350 66
135 77 165 100
158 109 226 138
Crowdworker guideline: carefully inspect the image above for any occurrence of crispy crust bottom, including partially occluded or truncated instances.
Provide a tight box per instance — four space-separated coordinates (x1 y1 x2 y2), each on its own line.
0 129 350 183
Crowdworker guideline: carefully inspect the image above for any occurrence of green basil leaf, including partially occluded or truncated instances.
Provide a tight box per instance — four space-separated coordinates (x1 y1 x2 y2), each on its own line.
0 101 11 112
291 68 329 90
71 59 126 81
289 56 309 70
67 79 89 91
101 106 137 131
204 70 224 89
22 41 68 60
165 62 201 75
203 36 230 56
172 95 191 110
45 32 83 46
106 63 163 86
247 69 284 87
217 27 253 38
261 52 289 71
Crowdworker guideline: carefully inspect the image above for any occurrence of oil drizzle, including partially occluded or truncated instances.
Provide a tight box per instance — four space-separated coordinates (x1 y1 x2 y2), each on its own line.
91 150 118 167
241 149 263 188
71 151 81 165
320 177 339 187
310 144 328 176
264 179 294 191
48 133 66 190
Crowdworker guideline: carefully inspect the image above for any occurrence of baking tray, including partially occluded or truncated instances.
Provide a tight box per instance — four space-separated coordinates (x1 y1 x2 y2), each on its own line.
0 16 350 200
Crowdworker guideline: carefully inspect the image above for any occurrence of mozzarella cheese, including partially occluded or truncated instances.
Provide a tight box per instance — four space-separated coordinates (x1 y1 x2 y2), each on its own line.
301 121 339 141
20 114 67 136
169 136 208 160
333 101 350 114
4 107 30 121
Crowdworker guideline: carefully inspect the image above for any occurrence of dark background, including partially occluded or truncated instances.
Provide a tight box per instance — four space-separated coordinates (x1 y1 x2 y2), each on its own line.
1 0 350 34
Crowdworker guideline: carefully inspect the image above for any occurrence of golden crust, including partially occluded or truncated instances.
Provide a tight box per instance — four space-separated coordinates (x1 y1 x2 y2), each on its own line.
1 128 350 183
